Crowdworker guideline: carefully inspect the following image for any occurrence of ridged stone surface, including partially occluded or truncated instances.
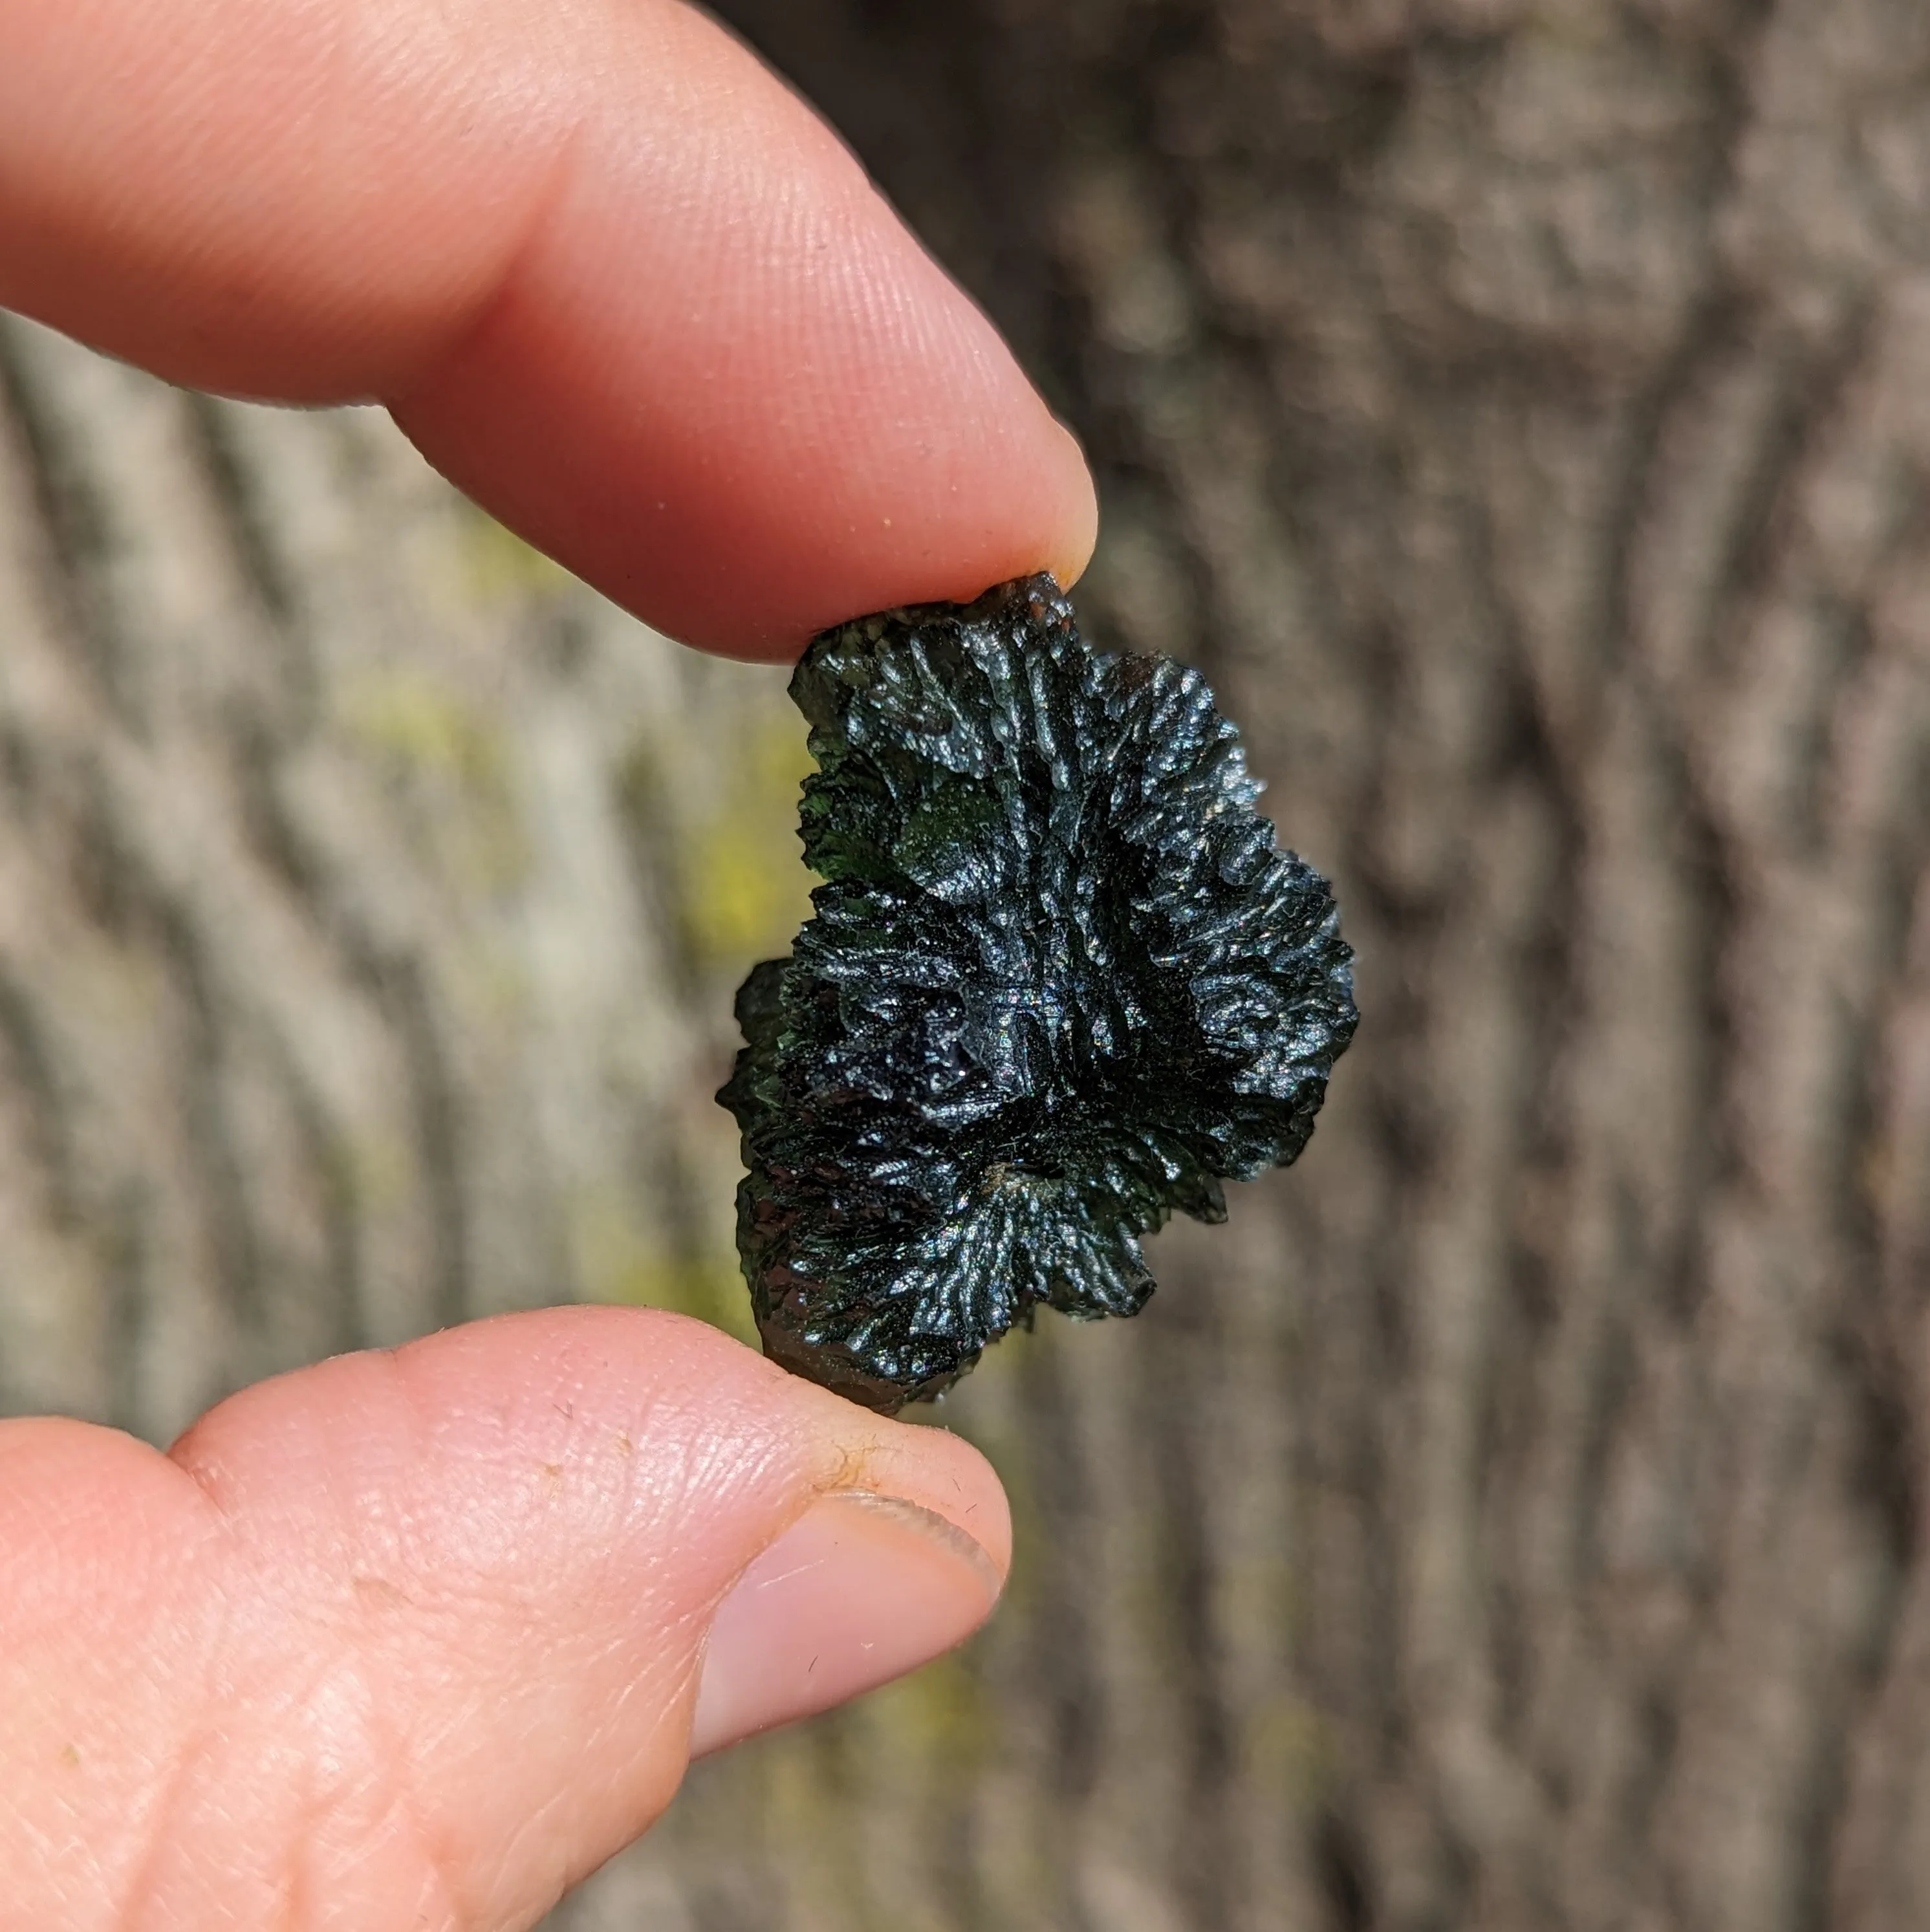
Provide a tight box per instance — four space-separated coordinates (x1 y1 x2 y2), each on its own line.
721 576 1356 1411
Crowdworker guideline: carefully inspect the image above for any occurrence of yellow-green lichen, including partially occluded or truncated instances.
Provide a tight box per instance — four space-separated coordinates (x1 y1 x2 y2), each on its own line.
340 669 530 891
450 508 574 605
570 1185 754 1342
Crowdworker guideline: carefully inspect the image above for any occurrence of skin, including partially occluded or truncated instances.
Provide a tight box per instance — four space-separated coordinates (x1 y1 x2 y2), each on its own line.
0 0 1095 1923
0 0 1095 658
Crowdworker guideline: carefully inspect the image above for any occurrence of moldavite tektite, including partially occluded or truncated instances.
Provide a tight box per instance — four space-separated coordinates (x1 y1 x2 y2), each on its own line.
719 575 1356 1413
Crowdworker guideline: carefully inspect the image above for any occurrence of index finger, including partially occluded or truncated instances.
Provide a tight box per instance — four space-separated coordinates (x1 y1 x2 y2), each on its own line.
0 0 1096 657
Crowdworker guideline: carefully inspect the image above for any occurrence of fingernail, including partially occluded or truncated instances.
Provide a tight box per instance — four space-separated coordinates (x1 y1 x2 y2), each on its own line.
689 1492 1003 1756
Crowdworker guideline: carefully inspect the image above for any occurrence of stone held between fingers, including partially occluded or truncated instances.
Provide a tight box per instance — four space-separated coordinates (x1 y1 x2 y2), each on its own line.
719 574 1358 1412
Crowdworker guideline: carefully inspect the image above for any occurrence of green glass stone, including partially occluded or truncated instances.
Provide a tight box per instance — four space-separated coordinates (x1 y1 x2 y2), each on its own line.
719 575 1356 1413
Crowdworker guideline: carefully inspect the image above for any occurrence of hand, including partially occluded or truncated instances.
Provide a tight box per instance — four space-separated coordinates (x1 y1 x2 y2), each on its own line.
0 0 1091 1924
0 0 1096 658
3 1310 1010 1927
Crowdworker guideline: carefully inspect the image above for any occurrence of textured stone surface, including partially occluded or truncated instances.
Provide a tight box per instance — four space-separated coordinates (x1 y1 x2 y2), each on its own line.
721 576 1356 1411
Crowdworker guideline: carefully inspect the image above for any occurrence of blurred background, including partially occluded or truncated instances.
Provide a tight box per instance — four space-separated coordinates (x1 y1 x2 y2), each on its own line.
6 1 1930 1927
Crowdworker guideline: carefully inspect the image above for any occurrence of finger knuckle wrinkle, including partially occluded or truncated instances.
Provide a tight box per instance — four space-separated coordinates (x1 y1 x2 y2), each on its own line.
110 1639 471 1932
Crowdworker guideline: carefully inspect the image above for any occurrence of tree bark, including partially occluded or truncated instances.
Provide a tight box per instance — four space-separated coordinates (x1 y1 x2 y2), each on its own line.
6 1 1930 1927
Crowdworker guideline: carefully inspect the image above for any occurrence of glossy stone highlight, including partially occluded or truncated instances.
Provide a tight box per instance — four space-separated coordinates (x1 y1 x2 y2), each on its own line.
720 576 1356 1413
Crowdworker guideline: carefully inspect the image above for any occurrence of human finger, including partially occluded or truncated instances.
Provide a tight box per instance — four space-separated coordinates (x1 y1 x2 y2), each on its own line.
0 0 1095 657
0 1307 1008 1931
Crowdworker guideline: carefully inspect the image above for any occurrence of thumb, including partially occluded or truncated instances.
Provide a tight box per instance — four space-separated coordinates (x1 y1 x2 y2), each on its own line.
0 1307 1008 1932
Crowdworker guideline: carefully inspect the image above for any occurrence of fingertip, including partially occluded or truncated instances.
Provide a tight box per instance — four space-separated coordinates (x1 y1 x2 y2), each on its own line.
1 0 1096 657
0 1313 1019 1922
167 1306 1013 1579
1042 417 1101 596
153 1308 1012 1916
393 226 1100 659
684 1374 1014 1757
785 1381 1014 1581
688 1488 1003 1756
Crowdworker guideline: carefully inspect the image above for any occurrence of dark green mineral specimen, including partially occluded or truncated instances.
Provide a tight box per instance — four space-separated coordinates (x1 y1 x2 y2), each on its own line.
719 575 1356 1413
